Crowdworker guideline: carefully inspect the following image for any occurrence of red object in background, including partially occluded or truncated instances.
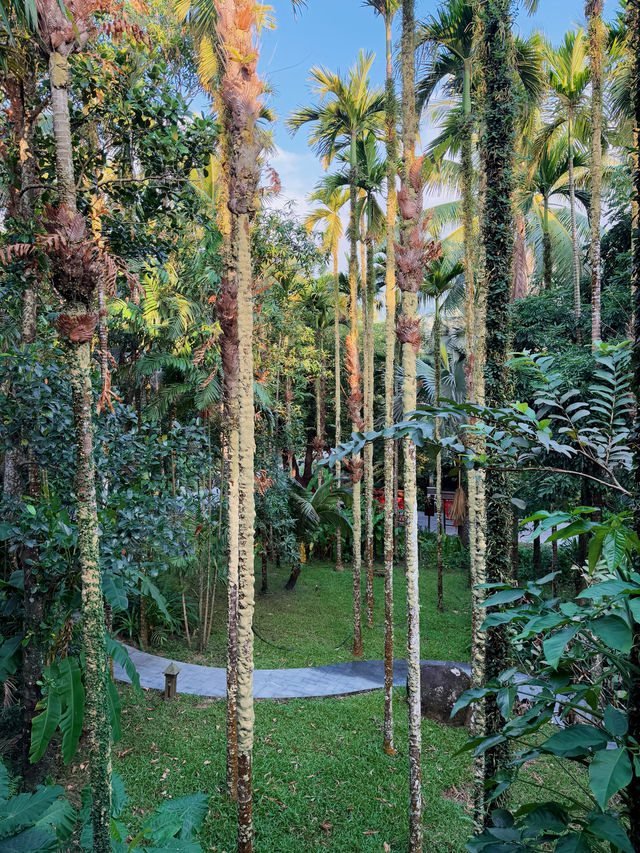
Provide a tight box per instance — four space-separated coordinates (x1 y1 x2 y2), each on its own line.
443 499 453 520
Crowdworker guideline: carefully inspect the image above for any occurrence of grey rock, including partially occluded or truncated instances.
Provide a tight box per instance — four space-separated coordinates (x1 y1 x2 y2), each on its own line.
415 661 472 727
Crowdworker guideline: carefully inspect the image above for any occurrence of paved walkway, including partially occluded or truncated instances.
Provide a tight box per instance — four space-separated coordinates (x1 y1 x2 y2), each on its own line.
114 645 470 700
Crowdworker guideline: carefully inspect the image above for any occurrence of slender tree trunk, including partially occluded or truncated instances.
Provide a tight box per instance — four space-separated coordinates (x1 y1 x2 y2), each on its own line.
542 196 552 289
568 119 582 343
383 12 397 756
533 533 541 577
349 129 364 658
435 300 444 612
476 0 516 825
400 3 422 848
627 1 640 843
236 213 256 853
364 234 375 629
334 244 344 572
48 47 111 850
588 0 604 349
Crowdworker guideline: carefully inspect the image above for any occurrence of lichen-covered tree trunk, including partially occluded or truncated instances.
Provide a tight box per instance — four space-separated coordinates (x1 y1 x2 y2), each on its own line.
383 11 397 756
400 2 422 848
567 120 582 343
476 0 517 824
364 234 375 629
48 47 111 851
334 244 344 572
587 0 604 349
348 131 364 658
236 213 256 853
542 196 553 289
434 300 444 612
627 0 640 845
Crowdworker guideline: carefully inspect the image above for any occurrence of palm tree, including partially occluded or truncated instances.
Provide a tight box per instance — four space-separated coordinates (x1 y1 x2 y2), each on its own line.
214 2 264 849
542 29 591 342
325 133 385 629
35 1 113 847
421 258 464 613
416 0 476 400
476 0 518 827
519 136 590 289
362 0 400 757
586 0 605 348
285 479 353 589
289 51 384 658
305 185 348 571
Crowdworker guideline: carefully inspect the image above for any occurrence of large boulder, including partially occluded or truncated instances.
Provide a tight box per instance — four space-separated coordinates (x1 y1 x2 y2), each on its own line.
413 661 472 727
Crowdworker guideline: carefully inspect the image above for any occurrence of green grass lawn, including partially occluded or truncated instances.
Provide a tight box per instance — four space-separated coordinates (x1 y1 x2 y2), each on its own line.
159 560 471 669
113 685 474 852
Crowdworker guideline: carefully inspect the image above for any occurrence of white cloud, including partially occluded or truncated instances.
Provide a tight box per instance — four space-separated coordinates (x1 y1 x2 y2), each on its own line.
263 146 322 220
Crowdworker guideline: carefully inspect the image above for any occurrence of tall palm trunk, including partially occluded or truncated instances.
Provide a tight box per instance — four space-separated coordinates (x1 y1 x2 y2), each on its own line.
542 195 553 289
587 0 604 349
383 10 397 756
48 46 111 852
215 4 262 847
476 0 517 825
400 2 422 848
236 213 256 853
567 117 582 343
348 130 364 658
364 228 375 628
333 243 343 571
434 299 444 612
628 0 640 845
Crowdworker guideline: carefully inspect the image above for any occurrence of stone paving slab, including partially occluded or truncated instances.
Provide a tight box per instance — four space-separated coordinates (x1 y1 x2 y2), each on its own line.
113 645 470 700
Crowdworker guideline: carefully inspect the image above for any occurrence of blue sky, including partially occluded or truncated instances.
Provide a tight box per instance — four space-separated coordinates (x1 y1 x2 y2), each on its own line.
258 0 620 216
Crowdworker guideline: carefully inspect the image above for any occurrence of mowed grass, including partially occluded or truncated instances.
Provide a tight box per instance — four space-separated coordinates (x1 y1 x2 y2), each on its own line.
114 685 474 852
160 559 471 669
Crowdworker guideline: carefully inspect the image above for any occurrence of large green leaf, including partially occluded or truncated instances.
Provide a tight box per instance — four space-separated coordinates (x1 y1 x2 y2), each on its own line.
543 625 579 669
35 798 76 843
0 635 22 682
153 794 209 840
589 615 633 654
0 826 57 852
102 573 128 613
29 689 62 764
141 577 173 625
107 638 141 692
58 658 85 764
0 762 9 800
481 588 526 607
585 812 632 853
106 678 122 743
555 832 591 853
0 786 63 839
589 747 632 811
542 725 609 758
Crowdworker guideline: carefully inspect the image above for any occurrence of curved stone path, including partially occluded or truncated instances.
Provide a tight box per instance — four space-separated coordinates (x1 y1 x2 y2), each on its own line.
114 645 470 700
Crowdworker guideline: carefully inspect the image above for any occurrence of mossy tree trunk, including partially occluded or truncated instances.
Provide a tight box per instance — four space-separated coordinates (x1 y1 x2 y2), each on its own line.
542 195 553 289
434 298 444 613
334 242 344 571
382 8 397 757
47 45 112 852
348 129 364 658
587 0 604 349
236 213 256 853
364 226 375 628
476 0 517 824
215 4 262 847
567 114 582 343
400 2 422 848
